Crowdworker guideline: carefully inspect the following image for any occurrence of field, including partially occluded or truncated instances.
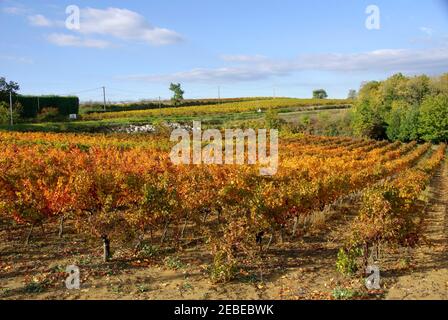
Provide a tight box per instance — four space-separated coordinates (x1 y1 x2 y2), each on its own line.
81 98 350 120
0 98 351 133
0 129 446 300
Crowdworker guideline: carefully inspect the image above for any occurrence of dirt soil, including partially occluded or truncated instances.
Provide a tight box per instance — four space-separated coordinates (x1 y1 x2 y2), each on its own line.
386 159 448 299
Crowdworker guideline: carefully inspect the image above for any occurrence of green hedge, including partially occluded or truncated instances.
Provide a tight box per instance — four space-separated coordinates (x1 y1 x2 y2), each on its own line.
17 95 79 118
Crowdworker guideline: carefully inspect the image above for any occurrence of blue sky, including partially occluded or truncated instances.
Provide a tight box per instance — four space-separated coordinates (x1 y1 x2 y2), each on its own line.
1 0 448 102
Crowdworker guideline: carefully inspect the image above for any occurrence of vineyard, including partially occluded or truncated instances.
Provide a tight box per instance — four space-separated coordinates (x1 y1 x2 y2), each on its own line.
2 0 447 305
82 98 350 121
0 131 445 299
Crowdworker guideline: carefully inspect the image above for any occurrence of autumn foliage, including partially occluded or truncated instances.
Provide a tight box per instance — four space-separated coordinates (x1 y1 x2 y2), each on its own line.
0 131 444 281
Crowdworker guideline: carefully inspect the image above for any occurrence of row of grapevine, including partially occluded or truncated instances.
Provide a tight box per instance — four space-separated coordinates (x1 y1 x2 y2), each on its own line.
343 143 447 272
82 98 350 121
0 132 437 282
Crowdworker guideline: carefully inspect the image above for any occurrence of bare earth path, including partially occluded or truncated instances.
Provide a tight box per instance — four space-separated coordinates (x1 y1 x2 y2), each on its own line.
386 158 448 300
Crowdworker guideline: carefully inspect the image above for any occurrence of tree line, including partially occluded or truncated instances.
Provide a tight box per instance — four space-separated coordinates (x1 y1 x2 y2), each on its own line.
351 73 448 143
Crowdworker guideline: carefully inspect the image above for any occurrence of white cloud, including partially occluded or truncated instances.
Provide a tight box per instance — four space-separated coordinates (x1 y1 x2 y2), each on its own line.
420 27 434 36
28 14 52 27
1 6 27 15
47 33 111 49
76 7 183 46
30 7 183 48
220 54 267 63
126 66 287 83
297 48 448 72
123 48 448 83
0 55 34 64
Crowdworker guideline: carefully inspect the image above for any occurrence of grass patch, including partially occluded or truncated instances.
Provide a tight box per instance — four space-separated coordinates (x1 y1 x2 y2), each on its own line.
137 244 160 258
0 105 351 134
24 279 47 294
163 256 186 270
332 287 360 300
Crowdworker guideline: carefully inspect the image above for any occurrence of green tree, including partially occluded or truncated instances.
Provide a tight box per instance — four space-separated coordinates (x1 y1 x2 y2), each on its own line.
264 107 285 129
312 89 328 99
385 101 419 142
352 100 387 139
418 94 448 142
0 77 20 102
352 73 448 142
398 105 420 141
169 83 184 106
404 75 430 106
0 101 22 124
430 73 448 96
385 102 404 141
380 73 408 109
351 81 387 139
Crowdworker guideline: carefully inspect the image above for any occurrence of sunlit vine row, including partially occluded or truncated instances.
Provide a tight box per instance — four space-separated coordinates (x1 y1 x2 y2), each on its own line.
0 132 441 283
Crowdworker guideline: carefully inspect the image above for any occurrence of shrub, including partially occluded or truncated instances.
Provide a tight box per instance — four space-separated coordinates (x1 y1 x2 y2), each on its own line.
336 247 362 276
332 287 360 300
209 251 238 284
163 256 185 270
264 107 286 129
0 102 9 124
137 244 159 258
0 101 22 124
37 107 62 122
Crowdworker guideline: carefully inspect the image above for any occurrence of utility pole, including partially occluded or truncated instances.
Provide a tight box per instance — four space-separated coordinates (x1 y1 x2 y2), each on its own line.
158 96 161 109
102 86 107 111
9 90 13 126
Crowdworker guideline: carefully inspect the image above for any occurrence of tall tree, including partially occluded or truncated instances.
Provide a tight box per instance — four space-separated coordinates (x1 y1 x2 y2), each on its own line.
418 94 448 143
169 83 184 106
352 81 388 140
0 77 20 102
313 89 328 99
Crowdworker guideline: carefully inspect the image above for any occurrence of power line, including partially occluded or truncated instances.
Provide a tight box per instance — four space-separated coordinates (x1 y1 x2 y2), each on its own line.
107 87 157 95
18 83 300 104
67 87 103 95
